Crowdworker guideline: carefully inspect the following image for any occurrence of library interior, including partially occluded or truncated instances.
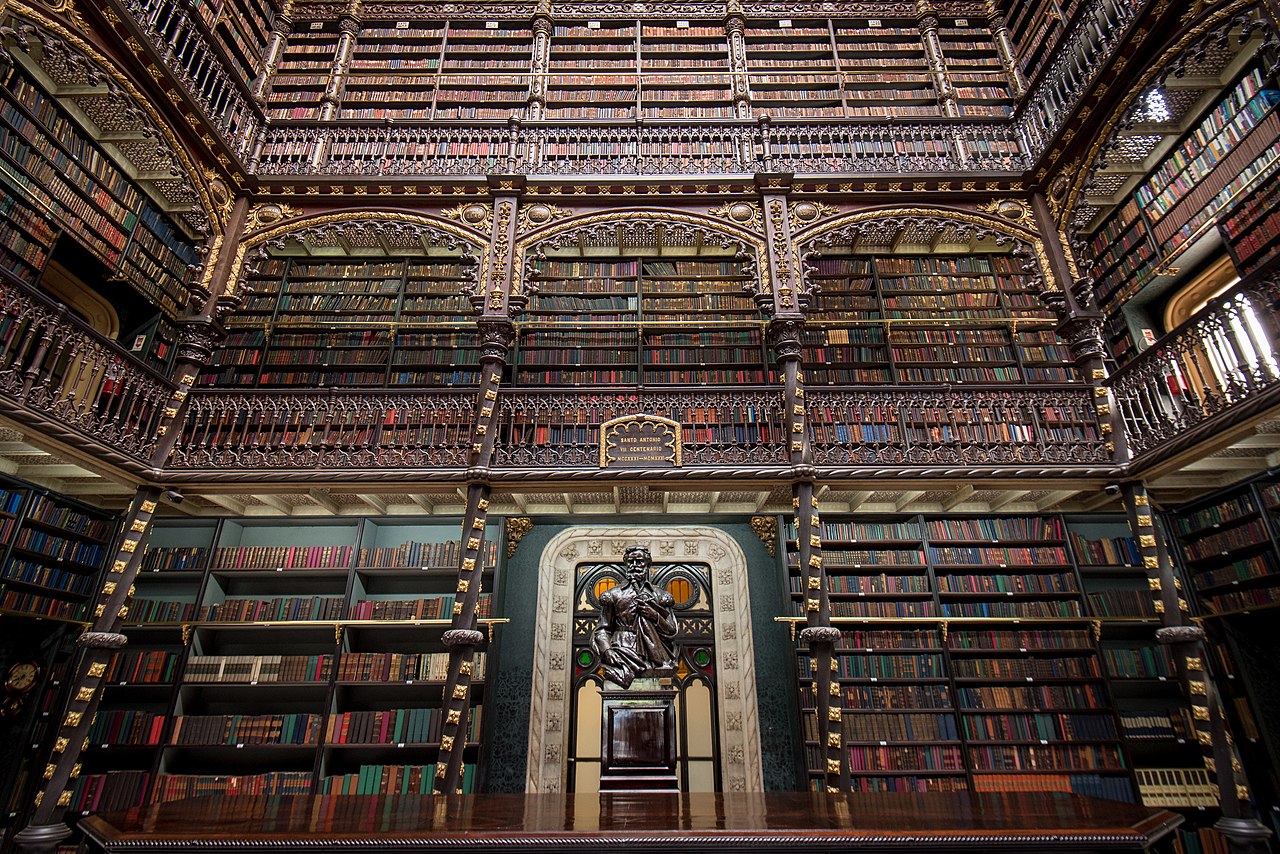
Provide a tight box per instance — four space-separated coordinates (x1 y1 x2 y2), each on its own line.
0 0 1279 848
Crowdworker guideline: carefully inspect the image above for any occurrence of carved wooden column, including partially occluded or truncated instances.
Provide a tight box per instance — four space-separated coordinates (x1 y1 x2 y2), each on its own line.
13 319 227 853
309 0 360 168
1119 484 1272 854
917 10 959 118
724 0 752 121
250 0 294 105
527 0 551 121
986 6 1027 99
433 181 521 795
759 174 845 791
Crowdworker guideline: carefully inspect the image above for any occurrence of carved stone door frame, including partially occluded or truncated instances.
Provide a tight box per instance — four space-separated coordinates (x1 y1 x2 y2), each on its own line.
526 526 764 793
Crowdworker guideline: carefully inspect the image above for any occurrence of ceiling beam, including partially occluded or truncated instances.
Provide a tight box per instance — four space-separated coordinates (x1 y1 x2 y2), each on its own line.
986 489 1030 512
256 494 294 515
307 489 340 515
356 493 387 514
409 493 436 513
17 464 92 477
942 485 975 511
204 494 248 514
894 490 925 512
846 490 873 511
1035 490 1081 512
563 493 575 514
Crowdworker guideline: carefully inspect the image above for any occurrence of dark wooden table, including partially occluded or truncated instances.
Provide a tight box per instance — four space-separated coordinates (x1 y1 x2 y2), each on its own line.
80 791 1183 852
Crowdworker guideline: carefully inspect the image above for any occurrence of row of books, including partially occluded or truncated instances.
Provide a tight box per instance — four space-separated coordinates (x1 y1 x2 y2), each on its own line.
325 705 482 744
184 655 335 684
799 653 943 680
87 710 166 746
197 596 345 622
1 558 96 595
968 743 1124 771
1120 710 1195 741
1085 591 1160 619
321 763 477 794
337 652 487 682
927 546 1069 566
1101 646 1174 678
170 713 322 745
951 657 1100 679
11 528 107 566
936 572 1079 594
960 712 1117 742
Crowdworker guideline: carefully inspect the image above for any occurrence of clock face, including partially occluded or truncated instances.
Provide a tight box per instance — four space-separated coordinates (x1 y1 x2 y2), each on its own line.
5 662 40 694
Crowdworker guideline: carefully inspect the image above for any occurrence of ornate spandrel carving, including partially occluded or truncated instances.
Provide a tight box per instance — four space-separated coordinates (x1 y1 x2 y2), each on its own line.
749 515 777 555
507 516 534 558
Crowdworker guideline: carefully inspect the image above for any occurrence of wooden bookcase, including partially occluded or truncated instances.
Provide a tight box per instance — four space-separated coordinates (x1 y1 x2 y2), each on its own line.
1220 175 1280 277
435 21 532 120
1087 65 1280 360
640 23 733 120
547 22 638 120
265 19 338 120
517 255 767 387
802 252 1076 386
203 256 478 389
0 66 199 316
787 513 1168 801
938 22 1013 117
832 19 938 118
71 517 500 809
343 21 445 121
0 479 117 622
194 0 275 90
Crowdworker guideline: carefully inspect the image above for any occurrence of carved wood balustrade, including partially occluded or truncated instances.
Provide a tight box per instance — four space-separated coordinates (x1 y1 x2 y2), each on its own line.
1106 271 1280 460
161 385 1112 474
0 276 178 464
252 118 1033 178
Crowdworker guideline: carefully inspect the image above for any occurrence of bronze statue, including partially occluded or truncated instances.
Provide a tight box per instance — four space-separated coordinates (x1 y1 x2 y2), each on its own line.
592 545 678 688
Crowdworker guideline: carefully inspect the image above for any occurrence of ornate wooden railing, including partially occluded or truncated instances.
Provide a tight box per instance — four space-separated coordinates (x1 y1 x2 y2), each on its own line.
112 0 262 158
1107 271 1280 460
164 385 1110 475
251 118 1030 178
0 277 178 465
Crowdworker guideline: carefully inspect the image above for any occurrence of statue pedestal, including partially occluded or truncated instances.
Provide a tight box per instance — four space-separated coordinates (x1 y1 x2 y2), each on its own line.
598 677 678 792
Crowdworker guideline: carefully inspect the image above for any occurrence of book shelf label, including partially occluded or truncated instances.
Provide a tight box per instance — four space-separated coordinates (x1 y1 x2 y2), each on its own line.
599 414 682 469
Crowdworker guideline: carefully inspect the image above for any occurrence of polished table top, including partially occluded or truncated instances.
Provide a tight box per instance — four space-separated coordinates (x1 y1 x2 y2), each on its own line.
81 791 1183 852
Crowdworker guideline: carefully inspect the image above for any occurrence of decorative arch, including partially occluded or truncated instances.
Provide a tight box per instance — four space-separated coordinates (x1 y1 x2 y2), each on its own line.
793 206 1056 312
513 209 770 311
232 210 488 298
1058 0 1276 233
3 4 223 234
526 526 763 795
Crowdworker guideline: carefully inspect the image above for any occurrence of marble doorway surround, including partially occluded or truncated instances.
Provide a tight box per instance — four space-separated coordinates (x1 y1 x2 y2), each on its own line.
526 527 764 794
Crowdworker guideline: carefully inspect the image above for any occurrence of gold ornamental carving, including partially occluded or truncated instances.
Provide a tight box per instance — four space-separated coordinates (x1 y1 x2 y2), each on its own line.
750 516 778 556
599 414 682 469
517 203 570 234
710 201 762 232
506 517 533 559
245 202 302 232
976 199 1030 224
789 201 838 224
443 202 492 231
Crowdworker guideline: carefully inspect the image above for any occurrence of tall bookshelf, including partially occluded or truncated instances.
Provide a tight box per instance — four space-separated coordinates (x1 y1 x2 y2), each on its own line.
999 0 1080 82
0 66 199 315
1087 65 1280 358
938 22 1014 117
435 21 532 120
832 19 938 118
547 22 638 120
640 23 733 120
0 479 117 622
802 252 1077 385
788 514 1140 800
265 19 339 120
72 517 500 808
744 21 843 119
344 21 445 121
205 256 478 388
517 255 767 387
1166 475 1280 831
194 0 275 90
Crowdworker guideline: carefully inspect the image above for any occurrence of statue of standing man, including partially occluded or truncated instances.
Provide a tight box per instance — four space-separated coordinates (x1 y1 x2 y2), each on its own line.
592 545 678 689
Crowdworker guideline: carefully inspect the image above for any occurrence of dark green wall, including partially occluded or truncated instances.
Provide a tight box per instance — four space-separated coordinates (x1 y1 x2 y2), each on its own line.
483 516 802 792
